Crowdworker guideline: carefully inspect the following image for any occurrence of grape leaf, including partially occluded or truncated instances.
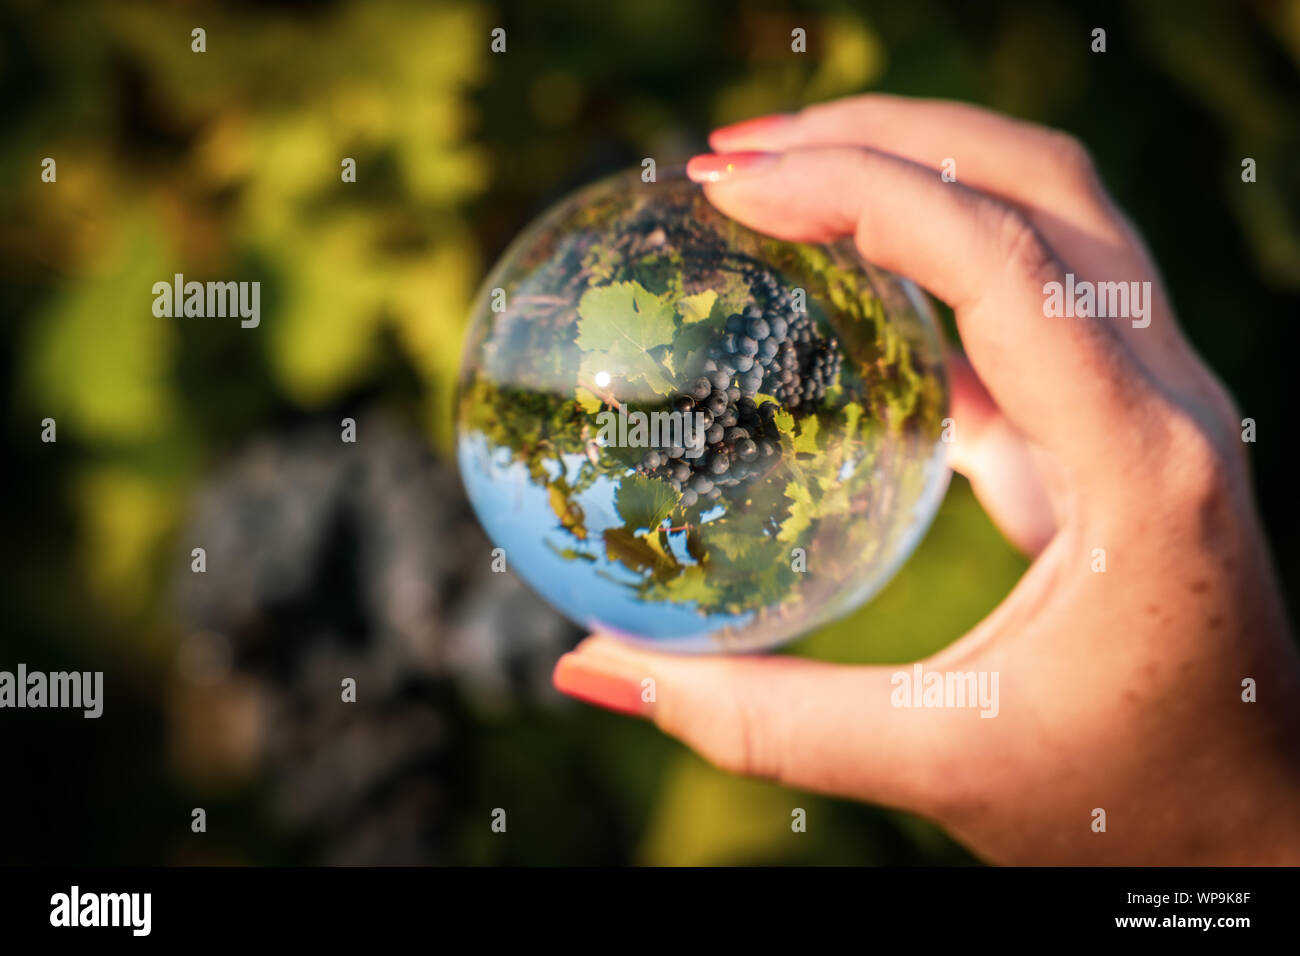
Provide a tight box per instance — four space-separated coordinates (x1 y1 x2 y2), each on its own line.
777 480 816 543
576 281 677 396
772 406 796 438
642 529 678 568
676 289 717 324
818 483 853 517
615 475 681 531
703 526 761 563
842 400 864 441
603 526 676 574
671 320 719 369
548 481 587 540
791 414 821 455
745 560 800 611
574 386 603 415
647 565 720 606
685 526 708 564
711 266 757 316
726 536 788 574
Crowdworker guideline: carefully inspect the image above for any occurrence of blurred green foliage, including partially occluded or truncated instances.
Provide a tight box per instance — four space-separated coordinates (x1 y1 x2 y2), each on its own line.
1 0 1297 865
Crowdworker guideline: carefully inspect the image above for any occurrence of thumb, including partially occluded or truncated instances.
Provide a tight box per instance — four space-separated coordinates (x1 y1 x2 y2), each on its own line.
553 635 979 815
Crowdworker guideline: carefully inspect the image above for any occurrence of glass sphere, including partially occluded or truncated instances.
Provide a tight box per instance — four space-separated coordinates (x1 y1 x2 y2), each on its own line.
456 168 949 653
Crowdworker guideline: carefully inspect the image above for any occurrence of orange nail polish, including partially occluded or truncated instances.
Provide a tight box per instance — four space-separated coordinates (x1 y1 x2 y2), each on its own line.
685 151 779 184
553 652 652 717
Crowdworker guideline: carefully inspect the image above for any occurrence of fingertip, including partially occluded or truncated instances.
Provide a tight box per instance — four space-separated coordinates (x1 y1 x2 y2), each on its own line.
552 642 654 718
686 151 780 184
708 112 796 152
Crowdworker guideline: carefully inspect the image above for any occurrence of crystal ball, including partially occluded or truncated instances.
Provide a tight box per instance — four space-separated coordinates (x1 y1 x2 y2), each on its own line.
456 168 950 653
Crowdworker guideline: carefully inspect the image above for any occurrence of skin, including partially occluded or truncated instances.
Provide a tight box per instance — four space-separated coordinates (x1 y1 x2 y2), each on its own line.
551 96 1300 865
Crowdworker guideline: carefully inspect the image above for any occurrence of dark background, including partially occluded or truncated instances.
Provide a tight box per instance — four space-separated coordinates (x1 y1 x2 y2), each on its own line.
0 0 1296 864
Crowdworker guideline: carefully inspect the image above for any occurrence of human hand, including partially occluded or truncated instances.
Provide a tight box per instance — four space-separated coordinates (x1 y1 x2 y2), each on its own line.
552 96 1300 864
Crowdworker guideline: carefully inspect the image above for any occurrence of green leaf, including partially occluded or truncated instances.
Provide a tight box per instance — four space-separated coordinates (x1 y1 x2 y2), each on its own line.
842 400 864 440
576 281 678 396
777 480 816 543
650 565 720 606
548 481 587 540
671 320 720 368
675 289 717 324
604 526 676 574
791 414 821 455
685 526 708 564
772 406 796 438
642 529 678 568
704 526 760 563
615 475 681 530
575 386 603 415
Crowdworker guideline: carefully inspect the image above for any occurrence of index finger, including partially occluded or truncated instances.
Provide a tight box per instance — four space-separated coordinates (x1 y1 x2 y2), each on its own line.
686 146 1171 495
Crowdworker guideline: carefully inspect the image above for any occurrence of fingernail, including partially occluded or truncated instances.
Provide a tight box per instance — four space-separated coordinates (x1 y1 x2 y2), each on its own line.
685 151 780 184
710 113 795 144
553 651 653 718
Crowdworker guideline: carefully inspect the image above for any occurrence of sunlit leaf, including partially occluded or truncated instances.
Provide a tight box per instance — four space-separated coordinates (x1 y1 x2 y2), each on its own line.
615 475 681 531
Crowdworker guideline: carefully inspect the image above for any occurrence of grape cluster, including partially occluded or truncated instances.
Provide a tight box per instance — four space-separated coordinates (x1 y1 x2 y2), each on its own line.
639 387 782 509
636 266 842 507
747 274 843 410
